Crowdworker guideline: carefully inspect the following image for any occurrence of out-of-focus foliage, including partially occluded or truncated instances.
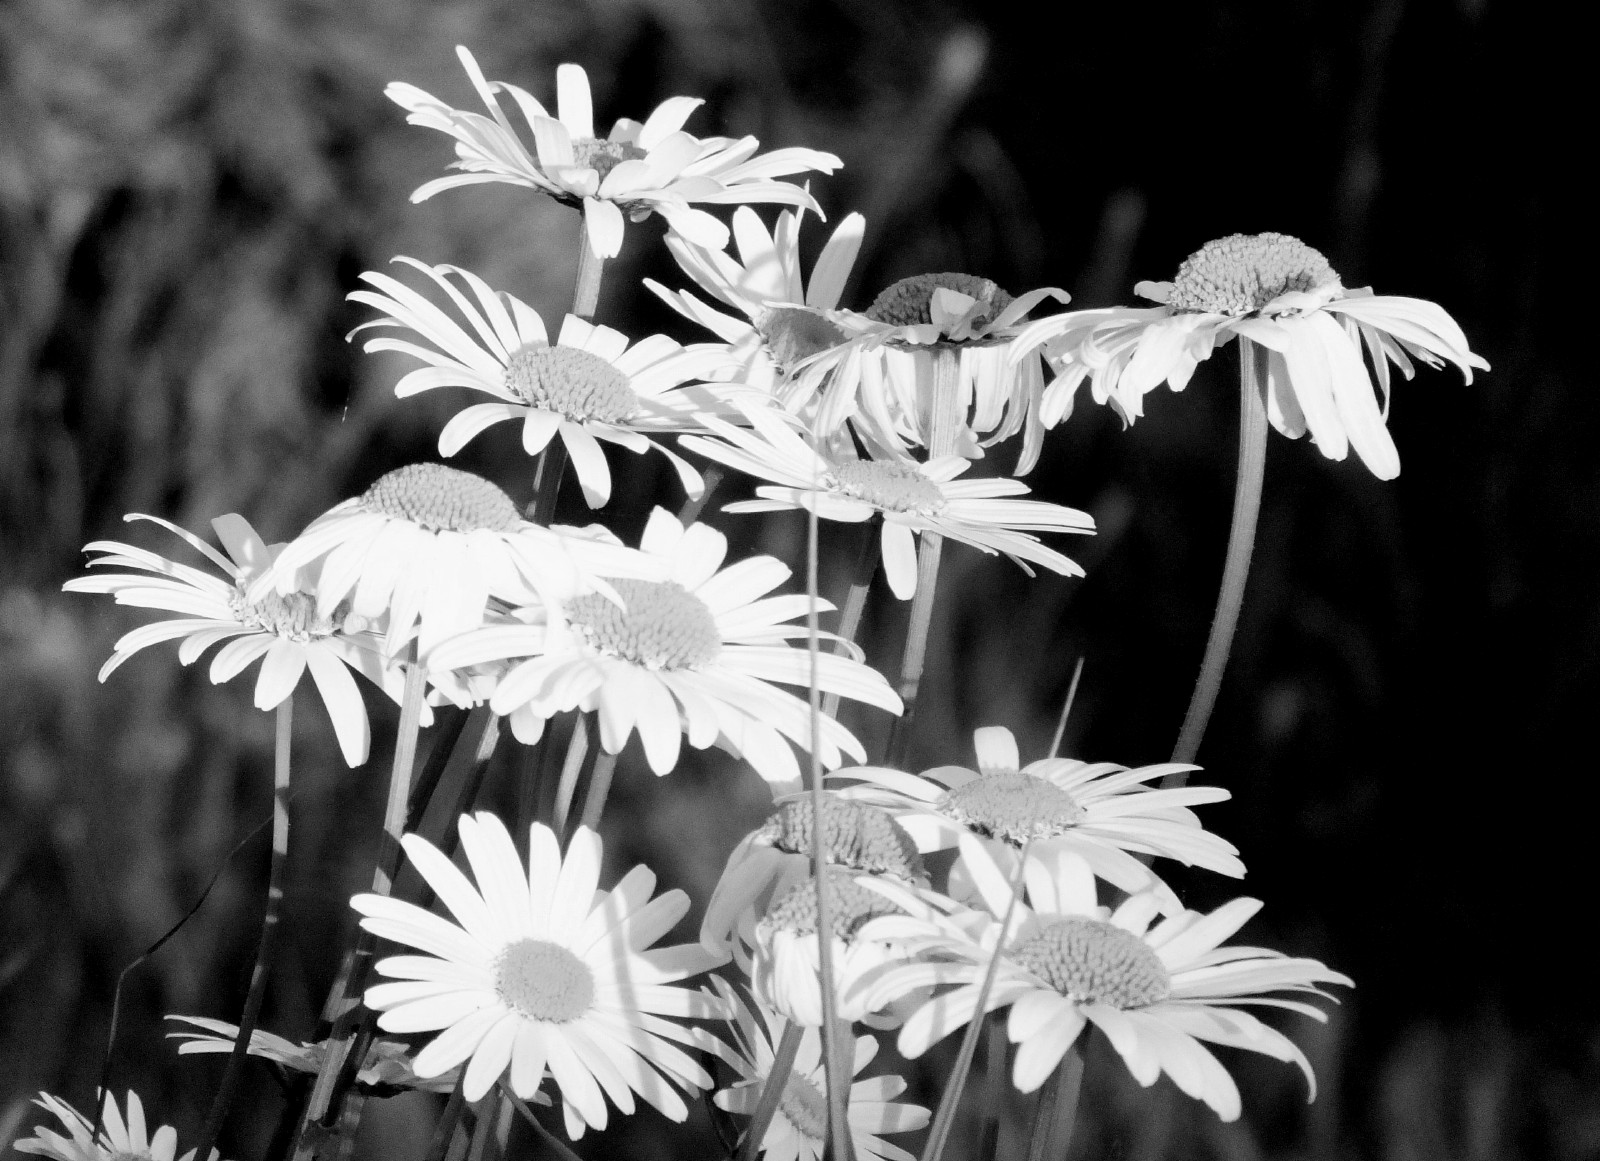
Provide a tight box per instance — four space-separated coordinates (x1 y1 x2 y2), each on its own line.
1 0 1593 1157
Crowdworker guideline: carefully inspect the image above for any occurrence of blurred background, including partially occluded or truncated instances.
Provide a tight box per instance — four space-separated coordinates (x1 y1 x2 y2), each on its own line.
1 0 1591 1157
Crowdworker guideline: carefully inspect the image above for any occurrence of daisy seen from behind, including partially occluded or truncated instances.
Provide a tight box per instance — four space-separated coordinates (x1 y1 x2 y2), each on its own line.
711 980 931 1161
351 258 743 508
679 404 1094 598
63 513 412 767
388 48 842 258
352 813 728 1138
859 841 1350 1121
1009 231 1489 479
14 1090 222 1161
426 507 903 786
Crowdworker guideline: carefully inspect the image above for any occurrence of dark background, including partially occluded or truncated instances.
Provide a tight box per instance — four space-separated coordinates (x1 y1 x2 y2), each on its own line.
2 0 1591 1158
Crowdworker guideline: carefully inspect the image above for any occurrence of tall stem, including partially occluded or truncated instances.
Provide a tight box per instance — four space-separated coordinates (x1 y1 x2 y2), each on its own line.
821 523 879 719
577 750 618 833
551 714 591 838
1025 1046 1085 1161
736 1022 804 1161
571 228 605 321
1167 339 1269 779
193 696 294 1161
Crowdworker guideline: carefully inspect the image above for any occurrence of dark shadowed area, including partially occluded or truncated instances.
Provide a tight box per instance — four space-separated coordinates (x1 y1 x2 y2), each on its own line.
1 0 1590 1158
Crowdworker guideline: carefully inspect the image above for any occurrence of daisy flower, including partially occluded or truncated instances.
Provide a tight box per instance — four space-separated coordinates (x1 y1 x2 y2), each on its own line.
712 980 931 1161
806 272 1069 473
830 725 1242 913
350 258 745 508
679 404 1094 599
644 205 864 410
387 47 842 259
351 813 728 1138
858 842 1350 1120
426 508 903 785
247 463 641 659
63 513 416 767
1009 231 1489 479
14 1090 222 1161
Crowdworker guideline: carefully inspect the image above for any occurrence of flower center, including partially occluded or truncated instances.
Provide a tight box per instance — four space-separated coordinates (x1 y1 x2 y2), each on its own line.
108 1153 151 1161
938 770 1085 845
864 272 1014 329
566 578 722 669
493 938 595 1022
504 343 637 424
759 796 926 881
762 869 902 939
231 588 343 641
1166 232 1342 315
777 1069 830 1142
757 306 848 372
1009 918 1171 1008
829 459 947 515
571 137 647 181
360 464 523 533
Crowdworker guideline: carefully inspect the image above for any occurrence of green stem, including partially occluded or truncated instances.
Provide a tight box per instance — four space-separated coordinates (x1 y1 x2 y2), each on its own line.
1025 1046 1085 1161
821 522 879 720
193 696 294 1161
978 1017 1007 1160
501 1083 584 1161
551 713 591 839
421 1078 467 1161
736 1021 804 1161
1167 338 1269 780
527 442 568 526
1047 657 1085 760
678 464 725 526
571 228 605 321
577 749 618 833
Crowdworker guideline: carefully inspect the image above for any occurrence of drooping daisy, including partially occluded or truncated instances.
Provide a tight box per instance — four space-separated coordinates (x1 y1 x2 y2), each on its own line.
1009 232 1489 479
804 273 1069 473
352 813 729 1138
829 725 1241 913
712 980 931 1161
350 258 747 508
858 842 1350 1120
644 205 864 410
387 48 842 259
679 405 1094 598
426 508 903 785
248 463 642 658
62 513 420 766
14 1090 223 1161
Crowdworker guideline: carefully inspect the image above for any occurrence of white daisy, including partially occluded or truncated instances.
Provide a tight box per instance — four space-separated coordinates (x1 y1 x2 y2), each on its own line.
644 205 864 410
350 257 745 508
14 1090 222 1161
388 47 842 259
247 463 640 658
679 403 1094 598
712 980 931 1161
858 842 1350 1121
426 508 903 785
805 273 1069 473
1009 232 1489 479
829 725 1242 913
352 813 729 1138
62 513 416 767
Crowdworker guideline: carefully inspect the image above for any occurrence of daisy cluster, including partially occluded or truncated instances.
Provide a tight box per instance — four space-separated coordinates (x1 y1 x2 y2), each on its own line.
38 40 1484 1161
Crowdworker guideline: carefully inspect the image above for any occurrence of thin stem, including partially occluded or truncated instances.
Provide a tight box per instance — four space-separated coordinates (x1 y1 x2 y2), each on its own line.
577 749 618 833
527 442 568 526
821 523 879 720
1168 338 1269 778
422 1079 468 1161
678 464 725 526
193 696 294 1161
736 1021 804 1161
551 714 591 838
501 1083 584 1161
571 228 605 321
1047 657 1086 759
1024 1046 1085 1161
978 1017 1007 1160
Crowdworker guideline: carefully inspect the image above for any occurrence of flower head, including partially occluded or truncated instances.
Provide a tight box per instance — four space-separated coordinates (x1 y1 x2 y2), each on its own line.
14 1090 223 1161
388 48 842 258
351 258 745 508
680 404 1094 598
1010 231 1489 479
427 508 902 785
352 813 728 1138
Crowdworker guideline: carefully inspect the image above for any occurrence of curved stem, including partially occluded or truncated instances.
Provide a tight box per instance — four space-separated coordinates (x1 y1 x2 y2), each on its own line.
1167 338 1269 779
193 696 294 1161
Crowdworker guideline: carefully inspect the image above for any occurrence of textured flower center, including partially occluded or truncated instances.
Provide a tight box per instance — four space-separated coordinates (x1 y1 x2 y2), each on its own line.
759 796 926 881
1166 232 1342 315
865 272 1014 329
757 306 847 372
778 1070 830 1142
360 464 523 533
566 578 722 669
939 770 1085 845
231 588 343 641
763 869 902 939
1009 918 1171 1008
829 459 947 515
493 938 595 1022
504 343 637 424
108 1153 151 1161
571 138 647 180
